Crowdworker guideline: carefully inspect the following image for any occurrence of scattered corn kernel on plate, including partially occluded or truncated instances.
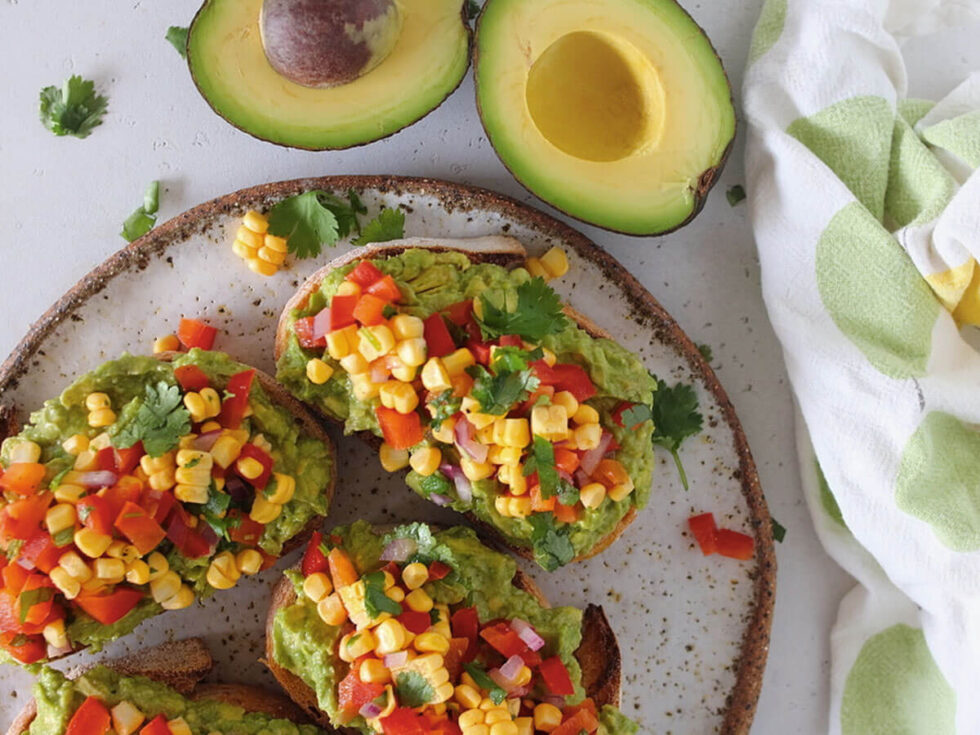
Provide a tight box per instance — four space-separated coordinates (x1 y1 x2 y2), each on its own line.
0 176 774 733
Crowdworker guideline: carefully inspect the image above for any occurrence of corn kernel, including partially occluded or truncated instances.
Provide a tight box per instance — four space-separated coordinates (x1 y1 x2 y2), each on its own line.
242 210 269 233
552 391 579 417
509 496 532 517
150 570 182 603
525 257 549 280
247 257 278 277
50 567 81 600
456 684 482 710
514 717 533 735
236 456 264 480
207 436 240 470
580 482 607 509
460 457 494 482
380 443 410 472
401 562 429 590
74 528 113 558
45 503 77 536
374 619 408 655
303 572 333 603
206 563 237 591
111 701 146 735
54 484 86 505
414 632 449 654
147 552 169 580
534 703 563 732
490 722 519 735
485 710 511 725
175 466 211 486
393 337 426 369
442 348 475 378
390 314 424 340
466 412 496 432
262 473 293 505
432 681 454 704
71 449 96 471
9 440 41 464
161 585 195 610
409 446 441 477
88 408 116 428
174 484 209 504
250 494 282 524
42 618 68 650
149 470 176 492
306 358 334 385
540 347 557 367
199 388 222 418
379 381 419 415
387 586 405 603
153 335 180 355
317 593 347 626
360 658 391 684
530 405 569 441
336 280 362 297
358 325 396 362
126 559 151 585
573 404 600 425
514 666 532 687
405 588 433 613
94 558 126 583
460 712 486 730
182 392 207 423
421 358 452 392
62 434 90 456
264 233 288 252
540 247 569 279
232 239 258 260
85 393 111 411
340 629 377 661
105 542 140 564
608 482 634 502
340 352 370 375
494 495 512 517
258 246 286 265
236 549 263 576
352 376 381 402
574 423 603 450
500 419 531 449
432 415 456 444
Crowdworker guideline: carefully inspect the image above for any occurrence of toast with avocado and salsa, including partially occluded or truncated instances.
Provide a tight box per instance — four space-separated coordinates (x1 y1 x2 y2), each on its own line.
7 637 322 735
265 521 639 734
274 239 657 570
0 350 335 665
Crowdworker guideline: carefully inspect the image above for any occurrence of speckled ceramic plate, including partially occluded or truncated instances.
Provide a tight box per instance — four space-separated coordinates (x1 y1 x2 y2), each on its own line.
0 176 773 734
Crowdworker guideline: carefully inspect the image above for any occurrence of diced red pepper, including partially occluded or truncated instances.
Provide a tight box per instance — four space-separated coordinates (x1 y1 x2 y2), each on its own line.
0 590 21 633
553 501 580 524
2 563 30 595
688 513 718 556
0 631 46 664
74 586 144 625
1 493 53 544
553 708 600 735
174 364 211 392
716 529 755 560
554 448 580 475
539 656 576 696
294 316 326 349
219 369 255 430
444 300 473 326
517 384 555 416
177 318 218 351
533 362 596 402
529 485 556 513
66 696 112 735
140 714 172 735
479 622 541 666
450 606 480 662
498 335 523 347
227 511 265 547
347 261 385 288
466 339 492 366
428 560 451 580
101 479 143 522
16 574 57 627
115 501 166 555
422 715 462 735
562 697 599 722
337 669 385 721
166 506 214 559
423 314 456 357
443 637 470 680
19 531 63 574
0 463 46 496
95 447 116 472
366 275 402 303
232 442 274 490
327 547 359 589
353 294 390 327
375 407 423 451
301 532 330 576
398 609 432 635
329 294 360 331
77 495 113 536
140 487 176 526
114 445 144 477
379 707 425 735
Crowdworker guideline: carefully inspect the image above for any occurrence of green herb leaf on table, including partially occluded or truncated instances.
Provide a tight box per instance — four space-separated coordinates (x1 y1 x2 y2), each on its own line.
477 277 569 342
111 381 191 457
363 571 403 618
395 671 434 708
650 377 703 491
165 26 189 58
39 75 108 139
463 663 506 705
772 517 787 543
268 191 342 259
726 185 746 207
697 343 714 363
528 513 575 571
353 207 405 247
468 364 539 416
428 390 462 431
122 181 161 242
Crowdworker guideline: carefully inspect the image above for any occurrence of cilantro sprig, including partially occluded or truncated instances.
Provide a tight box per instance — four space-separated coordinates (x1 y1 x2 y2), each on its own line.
477 278 568 342
650 377 703 491
528 513 575 571
39 75 108 139
353 207 405 247
111 381 191 457
523 435 575 501
468 364 539 416
427 390 461 431
395 671 434 708
166 26 189 58
122 181 161 242
363 571 403 619
464 663 506 705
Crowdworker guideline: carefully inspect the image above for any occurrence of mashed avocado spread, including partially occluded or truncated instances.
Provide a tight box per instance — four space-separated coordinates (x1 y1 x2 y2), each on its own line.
271 521 637 734
26 666 321 735
276 250 656 560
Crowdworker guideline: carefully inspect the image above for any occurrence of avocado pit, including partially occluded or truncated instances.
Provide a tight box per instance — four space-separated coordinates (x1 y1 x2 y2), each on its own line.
259 0 402 88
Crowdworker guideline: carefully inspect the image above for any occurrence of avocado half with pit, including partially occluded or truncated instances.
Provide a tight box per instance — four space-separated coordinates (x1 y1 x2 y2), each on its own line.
474 0 736 236
187 0 471 150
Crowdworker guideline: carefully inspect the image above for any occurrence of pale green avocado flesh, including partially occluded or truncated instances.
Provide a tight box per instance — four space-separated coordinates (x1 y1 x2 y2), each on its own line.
271 521 637 734
275 250 656 562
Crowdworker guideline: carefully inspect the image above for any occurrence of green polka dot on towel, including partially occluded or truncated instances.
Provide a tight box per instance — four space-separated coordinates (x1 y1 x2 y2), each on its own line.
816 202 939 379
841 624 955 735
896 411 980 551
748 0 786 64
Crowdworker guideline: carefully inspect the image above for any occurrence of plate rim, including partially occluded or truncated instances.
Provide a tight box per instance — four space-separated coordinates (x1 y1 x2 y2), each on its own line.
0 174 775 733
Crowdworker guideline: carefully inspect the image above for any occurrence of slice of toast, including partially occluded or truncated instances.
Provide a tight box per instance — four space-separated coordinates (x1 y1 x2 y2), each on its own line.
273 238 640 563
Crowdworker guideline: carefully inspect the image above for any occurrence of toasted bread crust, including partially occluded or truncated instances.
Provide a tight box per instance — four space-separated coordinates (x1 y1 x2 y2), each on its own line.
264 549 623 729
273 240 644 563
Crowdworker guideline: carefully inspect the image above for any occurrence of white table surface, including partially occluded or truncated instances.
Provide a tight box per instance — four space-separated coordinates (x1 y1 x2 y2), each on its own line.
1 1 977 732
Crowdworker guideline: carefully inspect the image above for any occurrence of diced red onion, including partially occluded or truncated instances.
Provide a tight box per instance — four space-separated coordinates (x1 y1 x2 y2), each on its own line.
312 308 331 341
47 643 72 658
510 619 545 651
430 493 452 507
381 538 418 563
359 701 383 719
490 655 525 691
384 651 408 669
579 432 613 476
370 362 389 383
16 557 35 571
192 430 222 451
76 470 118 489
543 695 566 708
557 469 574 485
440 463 473 504
454 417 488 463
574 469 591 487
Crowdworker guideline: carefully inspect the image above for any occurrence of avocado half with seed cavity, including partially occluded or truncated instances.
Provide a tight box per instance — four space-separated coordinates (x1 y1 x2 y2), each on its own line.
187 0 471 150
474 0 736 236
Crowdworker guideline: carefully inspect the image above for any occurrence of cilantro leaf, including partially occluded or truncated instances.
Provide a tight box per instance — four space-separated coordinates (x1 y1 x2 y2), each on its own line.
468 365 539 416
347 189 368 225
39 75 108 139
417 472 453 500
477 278 568 342
620 403 652 431
4 540 24 562
395 671 434 708
726 185 746 207
427 390 461 431
18 587 54 624
190 488 235 540
772 517 787 543
697 343 714 363
528 513 575 571
464 663 506 705
650 377 703 491
363 571 403 618
267 190 369 259
122 181 161 242
353 207 405 247
556 480 579 506
111 381 191 457
52 527 75 548
165 26 189 58
490 346 543 374
523 435 559 499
